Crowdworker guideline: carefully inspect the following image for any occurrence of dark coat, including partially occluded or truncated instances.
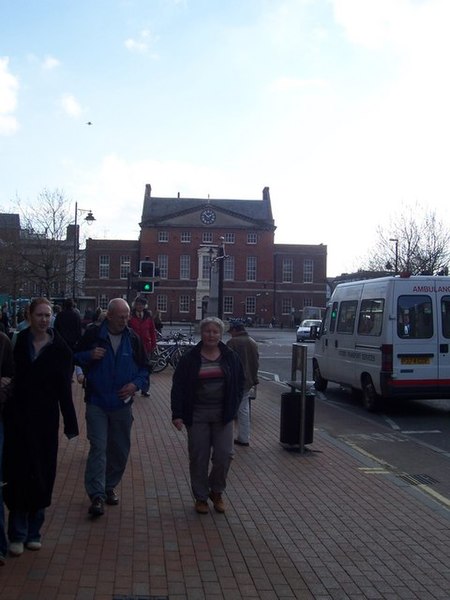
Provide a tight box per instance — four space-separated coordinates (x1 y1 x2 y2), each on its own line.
54 308 82 350
0 331 14 419
171 340 244 426
3 328 79 511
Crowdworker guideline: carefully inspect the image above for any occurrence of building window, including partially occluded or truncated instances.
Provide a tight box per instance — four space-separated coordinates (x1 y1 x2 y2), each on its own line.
158 231 169 243
282 258 293 283
224 233 235 244
223 296 234 314
181 232 191 243
202 232 213 244
282 298 292 315
247 232 257 244
303 259 313 283
99 294 109 309
246 296 256 314
180 255 191 280
157 294 167 313
201 254 211 279
158 255 168 279
223 255 235 281
304 298 313 308
120 255 130 280
99 255 110 279
246 256 257 281
179 295 190 313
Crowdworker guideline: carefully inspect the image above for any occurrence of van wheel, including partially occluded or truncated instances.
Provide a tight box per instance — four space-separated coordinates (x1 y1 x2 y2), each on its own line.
313 361 328 392
362 377 380 412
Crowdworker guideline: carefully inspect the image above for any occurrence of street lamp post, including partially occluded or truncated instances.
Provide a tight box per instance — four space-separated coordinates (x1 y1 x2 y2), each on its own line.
204 237 228 319
217 237 225 320
73 202 95 300
389 238 399 275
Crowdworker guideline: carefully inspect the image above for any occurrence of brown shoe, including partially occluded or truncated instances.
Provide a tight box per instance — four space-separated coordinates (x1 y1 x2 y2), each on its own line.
209 491 225 513
195 500 209 514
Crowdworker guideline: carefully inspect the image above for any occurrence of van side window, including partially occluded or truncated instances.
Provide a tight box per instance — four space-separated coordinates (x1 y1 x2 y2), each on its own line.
337 300 358 334
397 295 433 339
357 299 384 336
329 302 338 333
441 297 450 338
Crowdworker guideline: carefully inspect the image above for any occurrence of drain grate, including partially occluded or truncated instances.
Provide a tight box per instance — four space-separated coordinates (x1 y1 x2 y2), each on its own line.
397 473 439 486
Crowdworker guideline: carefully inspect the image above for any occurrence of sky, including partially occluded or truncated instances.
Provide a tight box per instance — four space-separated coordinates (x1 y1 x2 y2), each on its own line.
1 0 450 276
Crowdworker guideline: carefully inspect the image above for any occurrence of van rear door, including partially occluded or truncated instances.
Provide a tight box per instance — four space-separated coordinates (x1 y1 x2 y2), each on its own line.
392 278 440 397
437 290 450 389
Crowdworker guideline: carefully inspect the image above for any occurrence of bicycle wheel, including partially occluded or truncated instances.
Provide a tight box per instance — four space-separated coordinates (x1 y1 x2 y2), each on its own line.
150 349 169 373
169 347 184 369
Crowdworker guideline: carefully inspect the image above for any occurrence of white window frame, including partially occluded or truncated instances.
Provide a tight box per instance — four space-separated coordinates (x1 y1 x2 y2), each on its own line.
180 255 191 280
304 259 313 283
246 256 257 282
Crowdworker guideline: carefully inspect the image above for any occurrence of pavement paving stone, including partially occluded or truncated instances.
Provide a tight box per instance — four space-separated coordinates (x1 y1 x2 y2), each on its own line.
1 370 450 599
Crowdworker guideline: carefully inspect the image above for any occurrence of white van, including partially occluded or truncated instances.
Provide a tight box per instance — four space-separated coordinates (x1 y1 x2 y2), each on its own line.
312 275 450 410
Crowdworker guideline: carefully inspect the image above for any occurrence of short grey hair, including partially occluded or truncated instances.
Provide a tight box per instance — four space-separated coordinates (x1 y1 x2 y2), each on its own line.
199 316 225 335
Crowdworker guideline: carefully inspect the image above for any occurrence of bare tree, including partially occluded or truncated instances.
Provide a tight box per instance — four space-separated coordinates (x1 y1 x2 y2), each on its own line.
14 189 75 297
362 204 450 276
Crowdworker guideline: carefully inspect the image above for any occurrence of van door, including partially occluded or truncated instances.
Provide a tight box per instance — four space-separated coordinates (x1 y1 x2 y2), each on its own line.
437 293 450 387
314 301 339 383
393 283 438 396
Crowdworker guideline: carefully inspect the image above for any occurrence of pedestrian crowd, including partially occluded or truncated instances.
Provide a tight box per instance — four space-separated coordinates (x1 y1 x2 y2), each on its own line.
0 297 259 565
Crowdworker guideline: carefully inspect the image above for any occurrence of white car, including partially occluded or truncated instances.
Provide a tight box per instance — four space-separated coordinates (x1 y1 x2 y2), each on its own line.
296 319 322 342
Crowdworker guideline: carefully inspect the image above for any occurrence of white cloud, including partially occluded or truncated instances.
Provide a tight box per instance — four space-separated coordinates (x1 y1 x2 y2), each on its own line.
269 77 328 92
124 29 159 57
331 0 404 49
0 57 19 135
42 55 61 70
60 93 82 117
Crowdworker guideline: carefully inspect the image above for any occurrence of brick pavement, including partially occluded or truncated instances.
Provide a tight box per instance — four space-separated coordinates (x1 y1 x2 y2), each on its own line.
1 369 450 600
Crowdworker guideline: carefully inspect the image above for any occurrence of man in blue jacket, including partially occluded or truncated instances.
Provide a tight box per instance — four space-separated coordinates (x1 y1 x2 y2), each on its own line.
75 298 148 517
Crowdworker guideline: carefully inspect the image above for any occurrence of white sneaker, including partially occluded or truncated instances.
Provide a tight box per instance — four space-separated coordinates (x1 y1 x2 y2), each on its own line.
9 542 24 556
26 541 42 551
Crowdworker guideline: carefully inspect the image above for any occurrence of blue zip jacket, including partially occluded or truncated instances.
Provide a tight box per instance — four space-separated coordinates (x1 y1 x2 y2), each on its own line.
74 321 149 411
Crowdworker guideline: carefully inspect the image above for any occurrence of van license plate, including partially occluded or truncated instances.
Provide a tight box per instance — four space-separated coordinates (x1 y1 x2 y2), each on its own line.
401 357 431 365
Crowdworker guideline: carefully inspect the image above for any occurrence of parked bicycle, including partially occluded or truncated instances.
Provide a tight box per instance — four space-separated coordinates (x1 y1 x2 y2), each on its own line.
150 330 195 373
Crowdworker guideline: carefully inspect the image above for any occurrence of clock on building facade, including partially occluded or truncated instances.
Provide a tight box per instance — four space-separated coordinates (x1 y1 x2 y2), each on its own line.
200 208 216 224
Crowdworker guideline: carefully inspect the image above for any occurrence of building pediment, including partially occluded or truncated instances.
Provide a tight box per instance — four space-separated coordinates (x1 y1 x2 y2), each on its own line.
147 204 270 229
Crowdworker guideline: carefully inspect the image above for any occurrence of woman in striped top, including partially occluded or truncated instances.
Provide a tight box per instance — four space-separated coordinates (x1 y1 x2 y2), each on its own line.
171 317 244 514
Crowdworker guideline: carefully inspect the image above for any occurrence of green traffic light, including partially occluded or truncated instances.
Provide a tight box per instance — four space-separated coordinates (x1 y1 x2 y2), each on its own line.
143 282 152 291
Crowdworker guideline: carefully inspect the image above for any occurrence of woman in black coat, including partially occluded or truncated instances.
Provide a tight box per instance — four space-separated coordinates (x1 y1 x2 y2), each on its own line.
3 298 79 557
171 317 244 515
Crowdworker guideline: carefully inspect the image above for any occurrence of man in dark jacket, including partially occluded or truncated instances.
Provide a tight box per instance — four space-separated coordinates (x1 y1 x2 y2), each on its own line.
75 298 148 517
53 298 82 351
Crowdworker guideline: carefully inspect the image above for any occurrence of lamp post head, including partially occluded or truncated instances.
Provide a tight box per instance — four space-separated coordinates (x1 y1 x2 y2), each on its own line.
85 210 95 224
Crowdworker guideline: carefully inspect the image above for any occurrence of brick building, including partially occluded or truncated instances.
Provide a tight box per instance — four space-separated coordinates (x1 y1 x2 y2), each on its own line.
84 185 327 327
